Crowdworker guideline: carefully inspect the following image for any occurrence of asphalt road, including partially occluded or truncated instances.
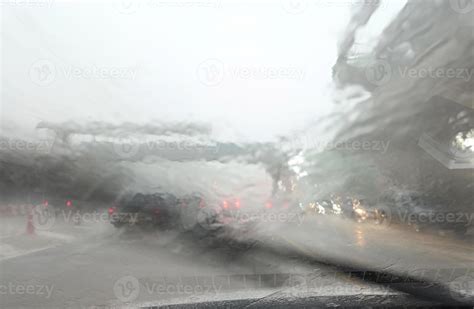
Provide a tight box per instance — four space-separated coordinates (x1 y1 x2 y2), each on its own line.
0 215 473 308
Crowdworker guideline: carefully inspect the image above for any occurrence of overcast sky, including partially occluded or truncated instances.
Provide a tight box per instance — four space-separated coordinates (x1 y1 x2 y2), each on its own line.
1 0 405 143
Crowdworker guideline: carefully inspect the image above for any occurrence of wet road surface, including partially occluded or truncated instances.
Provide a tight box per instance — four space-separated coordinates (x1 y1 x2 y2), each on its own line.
0 215 472 308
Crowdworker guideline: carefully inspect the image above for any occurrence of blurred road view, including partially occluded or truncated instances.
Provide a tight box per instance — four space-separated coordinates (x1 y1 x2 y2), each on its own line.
0 212 472 308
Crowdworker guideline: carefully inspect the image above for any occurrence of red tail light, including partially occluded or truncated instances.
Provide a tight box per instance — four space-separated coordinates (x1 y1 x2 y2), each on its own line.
265 202 273 209
234 199 241 209
108 207 116 215
66 200 72 207
222 200 229 209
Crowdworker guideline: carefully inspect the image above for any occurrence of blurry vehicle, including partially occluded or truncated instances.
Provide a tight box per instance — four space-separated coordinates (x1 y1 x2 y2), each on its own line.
304 201 329 216
110 193 180 230
303 197 348 218
351 198 379 223
110 192 258 249
352 199 369 222
346 197 390 225
177 195 259 250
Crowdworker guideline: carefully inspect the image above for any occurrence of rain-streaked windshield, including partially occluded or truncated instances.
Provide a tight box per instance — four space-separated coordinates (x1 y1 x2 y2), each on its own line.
1 0 473 308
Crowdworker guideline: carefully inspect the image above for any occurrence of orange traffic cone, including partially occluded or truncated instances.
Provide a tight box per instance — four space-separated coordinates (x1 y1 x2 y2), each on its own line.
26 208 35 235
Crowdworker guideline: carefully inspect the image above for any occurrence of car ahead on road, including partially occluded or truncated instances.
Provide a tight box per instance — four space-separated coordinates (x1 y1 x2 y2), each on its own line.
110 193 236 232
110 192 221 233
110 192 260 250
350 198 387 224
303 199 343 217
176 194 259 248
109 193 180 230
300 196 388 226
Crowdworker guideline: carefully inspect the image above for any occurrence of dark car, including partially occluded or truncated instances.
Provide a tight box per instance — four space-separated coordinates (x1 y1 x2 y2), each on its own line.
110 193 180 230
